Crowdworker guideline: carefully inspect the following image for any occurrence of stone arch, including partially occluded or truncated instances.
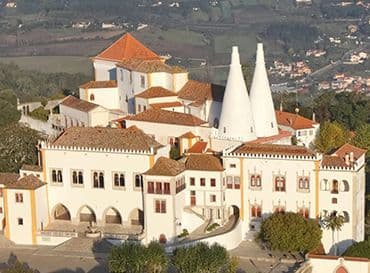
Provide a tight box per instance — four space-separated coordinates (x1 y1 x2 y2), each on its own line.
128 208 144 226
22 106 26 115
103 207 122 224
77 205 96 223
52 203 71 221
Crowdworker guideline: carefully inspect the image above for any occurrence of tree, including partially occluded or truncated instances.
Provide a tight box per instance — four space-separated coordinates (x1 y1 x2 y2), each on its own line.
108 242 168 273
242 63 254 90
259 212 322 252
0 89 21 127
172 242 238 273
3 257 39 273
351 124 370 170
314 121 349 154
0 124 41 173
321 211 345 255
343 239 370 258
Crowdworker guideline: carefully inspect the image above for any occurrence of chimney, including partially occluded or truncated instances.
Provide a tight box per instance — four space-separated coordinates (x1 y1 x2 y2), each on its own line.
349 152 354 163
279 102 283 112
345 153 350 165
312 112 316 122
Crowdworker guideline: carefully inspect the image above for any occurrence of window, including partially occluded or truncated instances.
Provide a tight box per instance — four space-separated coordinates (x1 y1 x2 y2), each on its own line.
72 170 83 185
164 183 170 195
230 164 236 168
148 182 154 193
271 122 274 128
298 177 309 191
274 176 286 192
210 194 216 202
0 207 2 214
223 127 226 133
274 206 285 213
90 94 95 101
340 180 350 192
140 75 145 88
331 180 339 194
155 200 166 213
93 171 104 188
190 177 195 186
129 72 133 84
321 179 329 191
250 175 261 188
138 104 141 112
155 182 162 194
0 189 3 198
210 179 216 187
251 206 262 218
143 106 147 111
342 211 350 223
226 176 233 189
298 208 309 218
18 218 23 225
200 178 205 187
234 176 240 189
120 70 124 81
51 169 63 183
332 198 338 204
15 193 23 203
135 175 143 188
113 172 125 188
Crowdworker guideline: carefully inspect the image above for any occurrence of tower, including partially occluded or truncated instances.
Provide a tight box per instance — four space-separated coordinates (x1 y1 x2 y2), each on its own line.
218 46 256 142
249 43 279 138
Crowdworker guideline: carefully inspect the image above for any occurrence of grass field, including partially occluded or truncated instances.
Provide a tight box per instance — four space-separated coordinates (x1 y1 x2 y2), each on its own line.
0 56 92 75
214 33 258 57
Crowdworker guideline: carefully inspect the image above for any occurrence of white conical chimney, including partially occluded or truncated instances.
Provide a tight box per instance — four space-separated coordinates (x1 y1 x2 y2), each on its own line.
218 46 256 142
250 43 279 138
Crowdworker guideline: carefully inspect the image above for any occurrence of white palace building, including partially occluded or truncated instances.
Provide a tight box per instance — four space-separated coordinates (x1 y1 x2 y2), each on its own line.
1 34 366 255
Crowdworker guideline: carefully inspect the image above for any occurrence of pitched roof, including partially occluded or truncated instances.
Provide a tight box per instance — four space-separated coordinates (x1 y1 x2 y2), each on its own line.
60 96 100 113
232 143 315 157
179 131 197 138
52 126 162 152
0 173 20 186
185 154 224 172
321 143 367 168
79 80 117 89
275 111 318 130
6 175 46 190
117 59 185 73
123 109 207 127
178 80 225 103
135 87 177 99
187 141 208 154
144 157 185 176
150 102 183 109
248 130 292 144
95 33 160 62
21 164 42 172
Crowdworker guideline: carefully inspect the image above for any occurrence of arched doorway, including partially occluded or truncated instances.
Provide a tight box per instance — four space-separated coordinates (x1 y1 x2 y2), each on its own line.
159 234 167 244
104 207 122 224
128 208 144 226
231 205 240 218
335 266 348 273
53 203 71 221
78 205 96 223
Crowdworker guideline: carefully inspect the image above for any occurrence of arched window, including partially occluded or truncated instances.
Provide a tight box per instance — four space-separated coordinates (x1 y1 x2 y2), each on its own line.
93 172 99 188
298 208 309 219
250 175 256 187
57 170 63 182
52 170 57 182
72 171 78 184
78 171 83 184
340 180 350 192
275 176 286 192
99 172 104 188
321 179 329 191
251 205 262 218
331 179 339 194
114 173 119 186
342 211 350 223
90 94 95 101
274 206 285 213
135 175 142 188
256 175 261 187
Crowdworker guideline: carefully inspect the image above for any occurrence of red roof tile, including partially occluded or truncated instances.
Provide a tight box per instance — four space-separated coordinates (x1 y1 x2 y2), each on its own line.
178 80 225 103
333 143 366 159
123 109 207 127
79 80 117 89
275 111 317 130
117 59 185 73
95 33 160 62
0 173 20 185
144 157 185 176
150 102 183 109
60 96 99 112
179 132 197 138
233 143 315 157
248 130 292 144
321 143 367 168
6 175 46 190
135 87 177 99
187 141 208 154
185 154 224 172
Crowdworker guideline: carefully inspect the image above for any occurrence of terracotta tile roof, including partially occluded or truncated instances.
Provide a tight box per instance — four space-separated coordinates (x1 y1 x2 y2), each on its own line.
135 87 177 99
21 164 42 172
95 33 160 62
144 157 185 176
321 143 367 168
248 130 292 144
150 102 183 109
185 154 224 172
275 111 318 130
60 96 99 113
232 143 315 157
79 80 117 89
123 109 207 127
0 173 20 185
187 141 208 154
52 126 162 152
179 131 197 138
6 175 46 190
117 59 185 73
178 80 225 103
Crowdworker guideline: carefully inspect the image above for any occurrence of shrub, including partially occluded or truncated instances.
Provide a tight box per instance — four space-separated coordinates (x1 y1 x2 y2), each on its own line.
206 223 220 232
28 106 50 121
259 212 322 252
343 240 370 258
177 229 189 238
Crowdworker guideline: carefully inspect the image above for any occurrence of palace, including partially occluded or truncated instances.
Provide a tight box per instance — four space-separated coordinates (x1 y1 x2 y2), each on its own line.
1 33 366 254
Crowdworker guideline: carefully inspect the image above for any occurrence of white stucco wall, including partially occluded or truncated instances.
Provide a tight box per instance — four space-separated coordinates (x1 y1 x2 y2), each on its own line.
84 87 120 110
94 60 117 81
35 186 49 231
308 256 369 273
